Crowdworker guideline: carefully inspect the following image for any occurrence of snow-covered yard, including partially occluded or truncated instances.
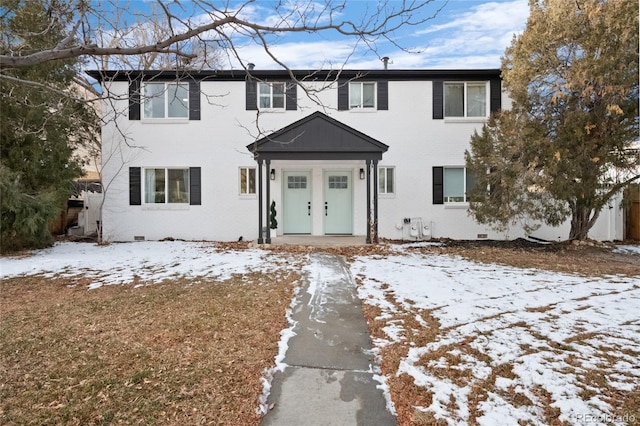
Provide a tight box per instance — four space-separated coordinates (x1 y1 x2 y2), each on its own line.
2 241 639 425
351 244 640 426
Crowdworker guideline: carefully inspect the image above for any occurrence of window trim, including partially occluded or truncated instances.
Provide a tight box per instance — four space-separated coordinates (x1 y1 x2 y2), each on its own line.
239 166 257 196
142 167 191 205
378 166 395 195
443 81 489 119
349 81 377 110
142 82 190 120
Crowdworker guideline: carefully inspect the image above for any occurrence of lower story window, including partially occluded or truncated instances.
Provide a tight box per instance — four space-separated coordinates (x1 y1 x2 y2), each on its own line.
240 167 256 194
444 167 476 203
378 167 395 194
145 168 190 204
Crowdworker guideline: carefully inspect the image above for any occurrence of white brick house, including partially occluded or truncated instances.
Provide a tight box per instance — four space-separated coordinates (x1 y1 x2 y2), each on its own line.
87 68 623 243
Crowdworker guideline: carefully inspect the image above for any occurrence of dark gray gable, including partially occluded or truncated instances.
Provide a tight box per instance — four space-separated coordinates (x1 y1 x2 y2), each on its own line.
247 111 388 160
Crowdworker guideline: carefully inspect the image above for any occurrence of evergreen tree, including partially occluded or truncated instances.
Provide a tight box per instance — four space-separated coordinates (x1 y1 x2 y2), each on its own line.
466 0 639 240
1 0 98 252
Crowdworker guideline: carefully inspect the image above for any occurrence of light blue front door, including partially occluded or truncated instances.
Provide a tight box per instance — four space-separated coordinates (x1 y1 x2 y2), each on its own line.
323 171 353 235
283 171 312 234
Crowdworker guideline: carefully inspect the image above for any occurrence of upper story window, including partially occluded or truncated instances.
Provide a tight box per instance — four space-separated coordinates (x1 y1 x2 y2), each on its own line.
378 167 395 194
258 82 285 109
444 167 476 203
349 82 376 109
144 168 190 204
143 82 189 119
444 82 488 118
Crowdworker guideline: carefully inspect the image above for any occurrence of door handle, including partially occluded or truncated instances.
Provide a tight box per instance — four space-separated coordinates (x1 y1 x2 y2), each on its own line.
325 202 328 216
308 202 311 216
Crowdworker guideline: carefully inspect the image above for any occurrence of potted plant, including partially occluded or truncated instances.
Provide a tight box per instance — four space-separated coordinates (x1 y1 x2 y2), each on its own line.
269 200 278 238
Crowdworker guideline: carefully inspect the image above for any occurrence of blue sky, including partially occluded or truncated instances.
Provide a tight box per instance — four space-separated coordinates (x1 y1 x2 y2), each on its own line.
216 0 530 70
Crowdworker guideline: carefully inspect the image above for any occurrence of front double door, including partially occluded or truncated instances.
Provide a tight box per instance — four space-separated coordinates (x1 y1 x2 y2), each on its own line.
282 170 353 235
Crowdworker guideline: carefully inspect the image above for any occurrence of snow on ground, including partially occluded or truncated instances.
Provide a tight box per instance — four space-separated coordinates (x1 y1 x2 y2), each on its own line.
614 245 640 255
0 241 288 289
351 246 640 426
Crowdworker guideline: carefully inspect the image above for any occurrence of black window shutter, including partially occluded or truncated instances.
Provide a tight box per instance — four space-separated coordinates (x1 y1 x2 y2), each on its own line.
490 78 501 113
432 80 443 120
129 167 141 205
286 82 297 110
190 167 201 205
377 80 388 110
246 79 257 110
433 167 444 204
189 81 201 120
337 80 349 110
129 78 141 120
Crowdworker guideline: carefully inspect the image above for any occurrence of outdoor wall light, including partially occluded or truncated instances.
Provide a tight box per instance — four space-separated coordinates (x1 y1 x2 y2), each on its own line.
270 169 276 180
359 168 365 180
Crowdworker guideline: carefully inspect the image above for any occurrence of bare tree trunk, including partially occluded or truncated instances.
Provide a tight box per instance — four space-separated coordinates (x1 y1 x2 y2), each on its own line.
569 205 599 240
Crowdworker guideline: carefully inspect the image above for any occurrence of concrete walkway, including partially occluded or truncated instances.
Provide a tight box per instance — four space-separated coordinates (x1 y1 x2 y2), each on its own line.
261 252 396 426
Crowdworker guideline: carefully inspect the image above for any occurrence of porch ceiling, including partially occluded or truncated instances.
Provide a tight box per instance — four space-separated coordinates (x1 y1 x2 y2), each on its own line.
246 111 389 161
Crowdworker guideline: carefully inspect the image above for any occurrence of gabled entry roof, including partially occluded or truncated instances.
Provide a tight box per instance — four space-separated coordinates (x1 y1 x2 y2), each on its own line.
246 111 389 161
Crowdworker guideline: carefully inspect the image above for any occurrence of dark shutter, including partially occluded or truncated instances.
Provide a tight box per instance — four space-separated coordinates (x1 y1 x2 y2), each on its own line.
432 80 443 120
129 167 141 205
129 78 141 120
433 167 444 204
337 80 349 110
246 79 257 110
189 80 201 120
490 78 501 113
377 80 388 110
285 82 297 110
189 167 201 205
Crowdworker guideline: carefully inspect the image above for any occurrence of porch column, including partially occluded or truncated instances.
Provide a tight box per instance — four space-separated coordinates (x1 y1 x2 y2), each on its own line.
257 158 264 244
373 159 379 243
265 159 271 244
366 160 372 244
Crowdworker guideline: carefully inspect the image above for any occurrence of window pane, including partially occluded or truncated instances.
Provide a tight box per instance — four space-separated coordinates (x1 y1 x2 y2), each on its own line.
467 84 486 117
362 83 375 108
259 83 271 108
248 168 256 194
145 168 166 203
168 84 189 118
272 83 285 108
386 167 394 193
465 169 477 201
378 168 386 193
168 169 189 203
444 168 464 202
444 83 464 117
143 83 165 118
350 83 362 108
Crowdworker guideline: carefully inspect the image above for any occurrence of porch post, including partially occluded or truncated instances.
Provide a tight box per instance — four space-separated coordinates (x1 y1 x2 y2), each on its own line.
265 159 271 244
373 159 379 243
366 160 372 244
257 158 264 244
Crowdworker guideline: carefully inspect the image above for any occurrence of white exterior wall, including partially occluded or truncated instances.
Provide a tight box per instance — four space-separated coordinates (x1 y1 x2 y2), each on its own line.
99 76 623 242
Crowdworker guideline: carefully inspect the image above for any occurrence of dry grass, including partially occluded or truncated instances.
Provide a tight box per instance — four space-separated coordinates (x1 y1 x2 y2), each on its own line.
0 270 297 425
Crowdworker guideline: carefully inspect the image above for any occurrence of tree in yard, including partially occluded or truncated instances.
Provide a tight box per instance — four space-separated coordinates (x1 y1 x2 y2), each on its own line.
1 0 99 252
466 0 639 240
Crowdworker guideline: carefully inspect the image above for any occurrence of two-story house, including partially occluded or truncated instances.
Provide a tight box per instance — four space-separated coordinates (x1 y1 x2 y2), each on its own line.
87 68 624 243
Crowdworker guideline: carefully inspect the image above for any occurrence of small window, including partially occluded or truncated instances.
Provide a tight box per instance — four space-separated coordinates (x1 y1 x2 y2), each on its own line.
287 176 307 189
144 168 189 204
444 82 488 118
143 82 189 119
350 82 376 109
239 167 256 194
444 167 476 203
328 175 348 189
258 82 285 109
378 167 395 194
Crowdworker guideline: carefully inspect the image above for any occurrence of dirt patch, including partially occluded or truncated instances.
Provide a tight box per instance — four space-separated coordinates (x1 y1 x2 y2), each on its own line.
408 239 640 277
0 271 297 425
